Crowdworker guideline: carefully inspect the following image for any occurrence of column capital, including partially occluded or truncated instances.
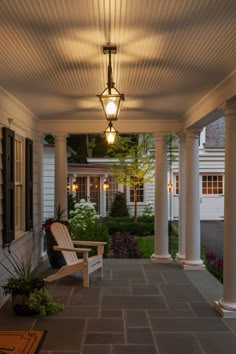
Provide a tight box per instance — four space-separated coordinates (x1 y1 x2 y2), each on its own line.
220 96 236 115
177 132 186 141
153 131 170 141
185 128 202 139
54 133 69 142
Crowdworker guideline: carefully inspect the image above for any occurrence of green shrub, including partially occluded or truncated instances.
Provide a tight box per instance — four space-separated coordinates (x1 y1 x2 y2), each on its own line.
110 192 129 217
101 218 154 236
135 237 154 258
137 215 154 223
71 222 110 258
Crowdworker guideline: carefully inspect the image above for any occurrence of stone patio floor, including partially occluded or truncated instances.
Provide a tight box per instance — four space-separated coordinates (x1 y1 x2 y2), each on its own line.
1 259 236 354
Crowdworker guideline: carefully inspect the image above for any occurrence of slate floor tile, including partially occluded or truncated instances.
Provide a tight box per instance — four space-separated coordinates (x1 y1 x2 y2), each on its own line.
197 333 236 354
54 305 99 318
102 287 131 296
93 280 129 287
126 328 154 344
68 294 100 306
160 283 206 303
161 270 192 284
0 301 36 330
101 309 123 318
147 303 195 319
113 345 157 354
189 302 220 317
154 334 203 354
131 285 160 295
82 345 111 354
85 332 124 344
150 318 229 332
33 318 85 351
87 318 124 332
102 295 167 310
125 310 149 327
112 270 145 280
225 318 236 334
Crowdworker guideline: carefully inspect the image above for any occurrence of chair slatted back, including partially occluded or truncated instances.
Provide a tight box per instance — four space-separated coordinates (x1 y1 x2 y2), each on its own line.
51 222 79 265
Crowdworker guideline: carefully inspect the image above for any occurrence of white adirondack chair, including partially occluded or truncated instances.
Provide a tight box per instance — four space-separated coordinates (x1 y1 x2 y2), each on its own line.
45 222 107 287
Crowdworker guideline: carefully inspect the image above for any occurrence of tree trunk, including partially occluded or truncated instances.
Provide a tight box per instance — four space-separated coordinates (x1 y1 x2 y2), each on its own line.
134 187 137 222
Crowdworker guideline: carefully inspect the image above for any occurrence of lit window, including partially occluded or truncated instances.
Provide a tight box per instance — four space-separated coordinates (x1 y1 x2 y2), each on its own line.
202 175 224 194
15 138 23 233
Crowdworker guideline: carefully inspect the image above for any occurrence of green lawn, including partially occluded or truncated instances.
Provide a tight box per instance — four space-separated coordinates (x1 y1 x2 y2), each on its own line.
135 236 178 258
136 236 206 260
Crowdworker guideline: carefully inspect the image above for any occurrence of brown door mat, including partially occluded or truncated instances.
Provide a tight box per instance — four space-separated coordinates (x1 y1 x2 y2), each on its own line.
0 330 47 354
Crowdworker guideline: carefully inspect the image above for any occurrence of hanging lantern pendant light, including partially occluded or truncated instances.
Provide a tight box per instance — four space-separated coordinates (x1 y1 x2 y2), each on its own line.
97 45 125 121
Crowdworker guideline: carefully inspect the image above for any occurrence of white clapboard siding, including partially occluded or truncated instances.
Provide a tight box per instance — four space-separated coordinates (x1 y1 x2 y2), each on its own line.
0 88 41 308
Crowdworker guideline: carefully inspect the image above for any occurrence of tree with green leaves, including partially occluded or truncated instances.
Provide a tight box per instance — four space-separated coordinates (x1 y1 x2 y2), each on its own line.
108 134 155 222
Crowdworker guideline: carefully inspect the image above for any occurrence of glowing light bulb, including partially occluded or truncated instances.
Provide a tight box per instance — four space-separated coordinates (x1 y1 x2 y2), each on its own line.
107 132 115 144
106 100 117 116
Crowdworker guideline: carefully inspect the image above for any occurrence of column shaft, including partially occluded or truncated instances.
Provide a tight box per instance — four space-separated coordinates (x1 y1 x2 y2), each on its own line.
183 130 204 268
151 134 171 262
176 133 186 260
218 98 236 313
54 134 68 220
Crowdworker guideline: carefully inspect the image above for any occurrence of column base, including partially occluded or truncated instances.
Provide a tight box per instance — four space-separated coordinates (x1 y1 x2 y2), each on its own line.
151 254 172 263
175 253 185 262
215 301 236 318
181 260 205 270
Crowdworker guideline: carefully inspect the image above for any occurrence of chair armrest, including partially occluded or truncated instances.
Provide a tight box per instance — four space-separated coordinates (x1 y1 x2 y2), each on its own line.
53 246 91 253
72 241 107 246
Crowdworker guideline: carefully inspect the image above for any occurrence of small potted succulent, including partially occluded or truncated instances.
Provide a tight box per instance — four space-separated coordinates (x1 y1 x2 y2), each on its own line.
1 253 63 316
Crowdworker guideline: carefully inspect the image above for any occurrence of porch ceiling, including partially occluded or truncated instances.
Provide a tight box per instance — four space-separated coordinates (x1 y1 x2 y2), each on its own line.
0 0 236 131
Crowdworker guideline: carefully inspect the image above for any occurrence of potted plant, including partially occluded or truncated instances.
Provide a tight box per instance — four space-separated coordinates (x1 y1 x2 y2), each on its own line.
42 205 67 269
0 253 64 316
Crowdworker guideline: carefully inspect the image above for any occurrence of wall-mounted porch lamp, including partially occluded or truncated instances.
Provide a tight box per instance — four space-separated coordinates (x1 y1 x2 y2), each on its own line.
103 179 109 191
97 45 124 144
72 181 79 193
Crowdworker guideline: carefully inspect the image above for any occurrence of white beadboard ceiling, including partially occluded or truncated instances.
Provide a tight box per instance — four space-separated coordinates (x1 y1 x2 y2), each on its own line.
0 0 235 125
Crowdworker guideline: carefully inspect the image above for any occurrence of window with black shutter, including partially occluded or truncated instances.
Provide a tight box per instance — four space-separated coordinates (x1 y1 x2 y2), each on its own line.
25 138 33 230
2 127 15 247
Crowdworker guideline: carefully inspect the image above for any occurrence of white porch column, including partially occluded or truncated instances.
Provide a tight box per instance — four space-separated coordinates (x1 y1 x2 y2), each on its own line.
54 133 68 220
216 97 236 317
176 133 186 261
151 133 172 262
183 129 205 269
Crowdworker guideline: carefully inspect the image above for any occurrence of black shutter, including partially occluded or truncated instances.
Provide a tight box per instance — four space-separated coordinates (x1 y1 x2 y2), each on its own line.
2 127 15 247
25 138 33 230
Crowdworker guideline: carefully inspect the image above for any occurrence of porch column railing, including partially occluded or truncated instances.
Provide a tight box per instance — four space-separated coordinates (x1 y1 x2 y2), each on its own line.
183 129 205 269
54 133 68 220
151 133 172 263
216 97 236 317
176 133 186 261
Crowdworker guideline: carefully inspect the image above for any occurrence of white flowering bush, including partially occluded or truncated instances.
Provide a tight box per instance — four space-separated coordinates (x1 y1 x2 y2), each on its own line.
142 201 154 217
69 199 97 231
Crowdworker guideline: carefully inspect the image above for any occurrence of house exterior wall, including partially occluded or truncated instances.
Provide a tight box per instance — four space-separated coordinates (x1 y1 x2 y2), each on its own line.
43 145 55 220
0 88 42 307
42 121 225 221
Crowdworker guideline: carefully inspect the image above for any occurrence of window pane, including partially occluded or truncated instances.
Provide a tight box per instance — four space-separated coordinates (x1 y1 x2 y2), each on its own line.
15 139 23 232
